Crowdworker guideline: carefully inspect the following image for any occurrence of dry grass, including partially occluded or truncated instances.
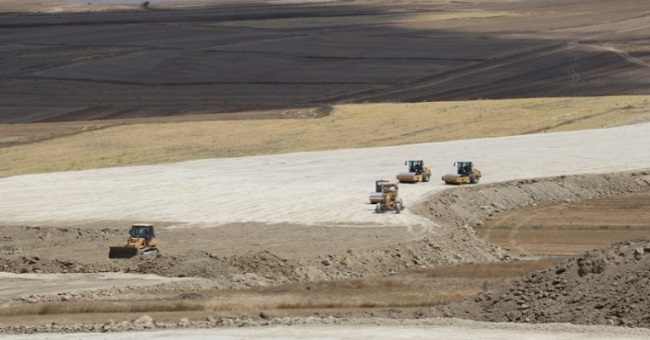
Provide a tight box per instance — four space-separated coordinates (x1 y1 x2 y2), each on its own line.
0 300 203 317
0 260 557 324
421 260 561 279
200 260 559 312
1 96 650 178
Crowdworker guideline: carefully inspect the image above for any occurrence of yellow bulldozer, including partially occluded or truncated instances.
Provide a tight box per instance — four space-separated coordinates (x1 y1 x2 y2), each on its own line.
374 182 403 213
442 161 482 185
396 160 431 183
108 223 159 259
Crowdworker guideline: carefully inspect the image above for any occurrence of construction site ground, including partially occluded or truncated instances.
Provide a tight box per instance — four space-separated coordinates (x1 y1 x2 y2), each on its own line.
1 123 650 339
2 0 650 338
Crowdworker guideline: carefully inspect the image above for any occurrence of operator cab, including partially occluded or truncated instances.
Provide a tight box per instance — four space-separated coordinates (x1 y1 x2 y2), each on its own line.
456 161 473 175
406 160 424 174
130 224 155 240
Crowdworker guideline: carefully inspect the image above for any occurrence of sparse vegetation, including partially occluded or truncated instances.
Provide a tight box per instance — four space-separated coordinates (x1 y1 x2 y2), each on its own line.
0 300 203 317
0 260 555 321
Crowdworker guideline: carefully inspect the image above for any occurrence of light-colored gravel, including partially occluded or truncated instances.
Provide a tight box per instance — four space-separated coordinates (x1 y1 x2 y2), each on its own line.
3 317 650 339
1 123 650 229
0 272 194 301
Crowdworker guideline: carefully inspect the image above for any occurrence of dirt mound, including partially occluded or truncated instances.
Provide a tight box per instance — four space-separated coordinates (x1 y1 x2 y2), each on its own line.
0 227 502 291
443 238 650 327
412 171 650 229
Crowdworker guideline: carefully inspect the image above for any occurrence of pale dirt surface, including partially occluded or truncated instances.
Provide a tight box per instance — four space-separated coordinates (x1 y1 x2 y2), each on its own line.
4 318 650 340
0 272 192 300
2 123 650 229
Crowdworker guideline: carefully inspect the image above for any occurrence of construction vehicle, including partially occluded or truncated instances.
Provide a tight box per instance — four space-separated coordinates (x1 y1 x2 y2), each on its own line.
442 161 482 185
369 179 389 204
374 182 403 213
108 223 159 259
396 160 431 183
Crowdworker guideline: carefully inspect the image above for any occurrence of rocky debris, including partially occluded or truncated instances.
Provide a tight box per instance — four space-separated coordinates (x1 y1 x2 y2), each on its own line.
442 238 650 328
0 314 320 335
3 314 650 336
299 231 502 282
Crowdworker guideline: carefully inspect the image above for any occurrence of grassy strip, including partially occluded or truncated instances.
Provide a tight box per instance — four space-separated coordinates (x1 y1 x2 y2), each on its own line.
1 96 649 178
0 301 203 317
213 260 559 311
421 259 561 279
0 261 556 318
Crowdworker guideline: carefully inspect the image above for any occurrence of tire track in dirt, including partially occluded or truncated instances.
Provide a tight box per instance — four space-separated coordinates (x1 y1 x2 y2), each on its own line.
507 213 535 255
311 44 569 104
544 53 580 96
583 44 650 68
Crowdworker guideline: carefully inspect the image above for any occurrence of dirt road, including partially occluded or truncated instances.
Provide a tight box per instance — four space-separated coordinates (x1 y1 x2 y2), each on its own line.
4 318 650 340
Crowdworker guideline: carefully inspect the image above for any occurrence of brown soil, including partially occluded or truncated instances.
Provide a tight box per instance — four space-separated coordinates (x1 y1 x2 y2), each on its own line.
2 0 650 123
476 192 650 257
441 238 650 328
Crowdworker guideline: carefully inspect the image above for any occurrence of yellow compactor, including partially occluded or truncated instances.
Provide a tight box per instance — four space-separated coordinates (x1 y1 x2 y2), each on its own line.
396 160 431 183
442 161 482 185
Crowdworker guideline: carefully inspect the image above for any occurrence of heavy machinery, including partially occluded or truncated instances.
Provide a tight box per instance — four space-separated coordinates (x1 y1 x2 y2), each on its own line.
369 179 389 204
442 161 482 185
396 160 431 183
108 224 159 259
374 182 403 213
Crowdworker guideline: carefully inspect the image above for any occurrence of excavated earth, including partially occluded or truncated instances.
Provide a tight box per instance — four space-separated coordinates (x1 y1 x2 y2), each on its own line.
439 238 650 328
0 171 649 320
0 171 648 289
2 0 650 336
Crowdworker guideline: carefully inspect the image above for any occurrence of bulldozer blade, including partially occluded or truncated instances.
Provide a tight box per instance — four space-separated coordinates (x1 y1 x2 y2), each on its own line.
108 247 139 259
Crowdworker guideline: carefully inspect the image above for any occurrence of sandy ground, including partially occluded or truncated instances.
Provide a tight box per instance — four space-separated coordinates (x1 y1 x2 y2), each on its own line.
4 318 650 340
1 122 650 229
0 272 191 300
